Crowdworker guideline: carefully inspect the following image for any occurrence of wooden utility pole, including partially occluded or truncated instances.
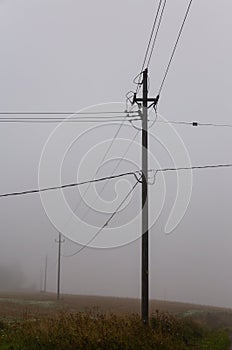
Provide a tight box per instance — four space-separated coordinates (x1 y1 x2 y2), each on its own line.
43 255 48 293
134 68 159 325
141 68 149 324
55 233 65 300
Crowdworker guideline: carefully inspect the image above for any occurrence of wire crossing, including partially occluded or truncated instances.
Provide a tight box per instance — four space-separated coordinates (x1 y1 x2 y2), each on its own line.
62 178 141 257
80 129 140 222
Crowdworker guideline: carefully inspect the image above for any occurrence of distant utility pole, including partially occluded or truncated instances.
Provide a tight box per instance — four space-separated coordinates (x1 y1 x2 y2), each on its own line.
43 255 48 293
55 233 65 300
134 68 159 325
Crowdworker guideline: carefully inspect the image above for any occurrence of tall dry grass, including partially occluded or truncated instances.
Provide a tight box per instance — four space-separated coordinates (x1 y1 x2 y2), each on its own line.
0 311 230 350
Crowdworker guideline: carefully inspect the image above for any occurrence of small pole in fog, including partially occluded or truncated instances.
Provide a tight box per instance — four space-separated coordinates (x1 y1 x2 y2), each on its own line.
43 255 48 293
55 233 65 300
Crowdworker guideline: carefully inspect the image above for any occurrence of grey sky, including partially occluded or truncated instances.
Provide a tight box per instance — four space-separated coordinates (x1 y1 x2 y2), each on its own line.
0 0 232 308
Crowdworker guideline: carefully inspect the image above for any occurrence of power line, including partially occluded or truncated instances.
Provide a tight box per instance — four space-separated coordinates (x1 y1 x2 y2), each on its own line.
0 111 138 115
72 117 129 215
0 171 140 199
0 118 140 124
135 0 163 94
63 178 140 257
81 129 141 221
57 112 136 243
0 113 140 123
147 0 167 68
154 163 232 173
156 120 232 128
148 163 232 183
0 115 139 120
33 117 135 248
158 0 194 95
1 163 232 199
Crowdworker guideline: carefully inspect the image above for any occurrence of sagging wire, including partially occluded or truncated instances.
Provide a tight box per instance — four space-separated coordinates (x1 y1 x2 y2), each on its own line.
62 175 142 257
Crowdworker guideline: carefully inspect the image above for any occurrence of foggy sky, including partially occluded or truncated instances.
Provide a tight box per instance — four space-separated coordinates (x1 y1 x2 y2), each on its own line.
0 0 232 308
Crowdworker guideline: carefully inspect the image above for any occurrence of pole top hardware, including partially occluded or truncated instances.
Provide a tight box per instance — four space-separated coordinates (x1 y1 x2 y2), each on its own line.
132 93 160 109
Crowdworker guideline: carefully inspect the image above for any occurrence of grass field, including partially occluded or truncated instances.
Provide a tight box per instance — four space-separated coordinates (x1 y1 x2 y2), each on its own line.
0 292 231 349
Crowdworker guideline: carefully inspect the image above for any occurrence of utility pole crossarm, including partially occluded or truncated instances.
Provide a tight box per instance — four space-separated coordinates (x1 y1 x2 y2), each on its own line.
135 98 158 103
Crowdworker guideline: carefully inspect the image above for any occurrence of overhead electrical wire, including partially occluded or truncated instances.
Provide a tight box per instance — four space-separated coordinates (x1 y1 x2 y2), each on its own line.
77 102 157 233
0 111 138 115
59 120 140 248
127 0 167 112
0 113 140 124
158 0 194 95
155 120 232 128
83 4 165 220
154 163 232 173
129 0 194 111
62 178 141 257
51 117 135 250
72 116 130 215
63 162 232 257
0 118 140 124
1 163 231 199
135 0 163 94
146 0 167 68
0 171 140 199
80 129 141 221
0 117 138 120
